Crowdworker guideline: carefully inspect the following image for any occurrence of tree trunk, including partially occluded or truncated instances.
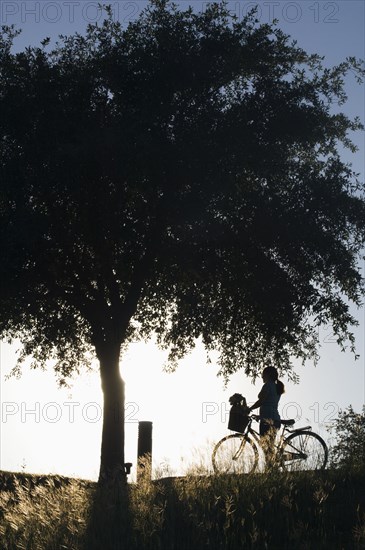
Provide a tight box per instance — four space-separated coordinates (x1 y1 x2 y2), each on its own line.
97 341 126 484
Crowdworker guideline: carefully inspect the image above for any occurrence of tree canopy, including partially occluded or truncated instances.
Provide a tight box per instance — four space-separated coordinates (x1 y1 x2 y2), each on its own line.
1 0 364 478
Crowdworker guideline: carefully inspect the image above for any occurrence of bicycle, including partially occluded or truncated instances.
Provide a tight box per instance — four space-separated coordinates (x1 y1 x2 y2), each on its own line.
212 413 328 474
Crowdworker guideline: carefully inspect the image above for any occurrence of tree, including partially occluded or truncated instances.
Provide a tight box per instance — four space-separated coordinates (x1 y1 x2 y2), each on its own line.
1 0 364 482
329 406 365 470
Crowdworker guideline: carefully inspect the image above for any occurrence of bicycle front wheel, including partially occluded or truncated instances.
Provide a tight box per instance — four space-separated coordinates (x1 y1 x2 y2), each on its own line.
281 431 328 471
212 434 258 474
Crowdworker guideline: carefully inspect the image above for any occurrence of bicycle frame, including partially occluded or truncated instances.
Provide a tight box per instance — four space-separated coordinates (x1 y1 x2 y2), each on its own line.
242 415 314 463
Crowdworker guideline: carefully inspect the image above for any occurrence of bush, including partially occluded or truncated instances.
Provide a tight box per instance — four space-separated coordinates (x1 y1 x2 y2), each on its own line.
329 405 365 470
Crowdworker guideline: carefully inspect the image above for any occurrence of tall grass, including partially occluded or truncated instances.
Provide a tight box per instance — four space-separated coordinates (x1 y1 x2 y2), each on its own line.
0 465 364 549
0 473 92 549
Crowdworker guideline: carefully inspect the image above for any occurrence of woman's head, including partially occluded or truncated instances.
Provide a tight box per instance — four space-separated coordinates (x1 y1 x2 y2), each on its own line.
262 366 285 395
262 366 278 382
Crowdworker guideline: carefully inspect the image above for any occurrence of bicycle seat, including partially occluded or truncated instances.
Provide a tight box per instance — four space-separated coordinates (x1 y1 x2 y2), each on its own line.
281 419 295 426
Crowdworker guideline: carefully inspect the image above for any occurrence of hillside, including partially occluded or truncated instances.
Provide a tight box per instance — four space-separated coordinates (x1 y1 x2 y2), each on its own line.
0 468 364 549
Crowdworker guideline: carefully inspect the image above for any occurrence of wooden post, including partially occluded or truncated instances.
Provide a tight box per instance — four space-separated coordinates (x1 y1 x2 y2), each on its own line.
137 421 153 482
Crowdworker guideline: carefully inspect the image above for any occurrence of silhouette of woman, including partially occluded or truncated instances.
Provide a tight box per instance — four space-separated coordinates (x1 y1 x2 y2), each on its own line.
248 366 285 464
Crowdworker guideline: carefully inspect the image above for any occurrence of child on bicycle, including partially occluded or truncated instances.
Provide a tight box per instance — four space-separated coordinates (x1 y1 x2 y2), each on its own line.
248 366 285 465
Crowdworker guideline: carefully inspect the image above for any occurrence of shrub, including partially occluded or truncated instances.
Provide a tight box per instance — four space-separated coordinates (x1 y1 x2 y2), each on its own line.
328 405 365 470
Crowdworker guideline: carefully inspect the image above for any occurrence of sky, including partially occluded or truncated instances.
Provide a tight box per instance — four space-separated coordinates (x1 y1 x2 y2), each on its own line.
0 1 364 481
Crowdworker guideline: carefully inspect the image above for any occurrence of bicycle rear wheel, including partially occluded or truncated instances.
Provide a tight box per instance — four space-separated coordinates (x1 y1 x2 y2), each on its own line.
212 434 258 474
281 430 328 471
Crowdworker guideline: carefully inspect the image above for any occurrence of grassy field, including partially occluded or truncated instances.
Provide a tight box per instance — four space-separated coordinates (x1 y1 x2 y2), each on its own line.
0 467 364 549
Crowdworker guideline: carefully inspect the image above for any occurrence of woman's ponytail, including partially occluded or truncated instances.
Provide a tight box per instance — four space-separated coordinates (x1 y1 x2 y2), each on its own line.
276 379 285 395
